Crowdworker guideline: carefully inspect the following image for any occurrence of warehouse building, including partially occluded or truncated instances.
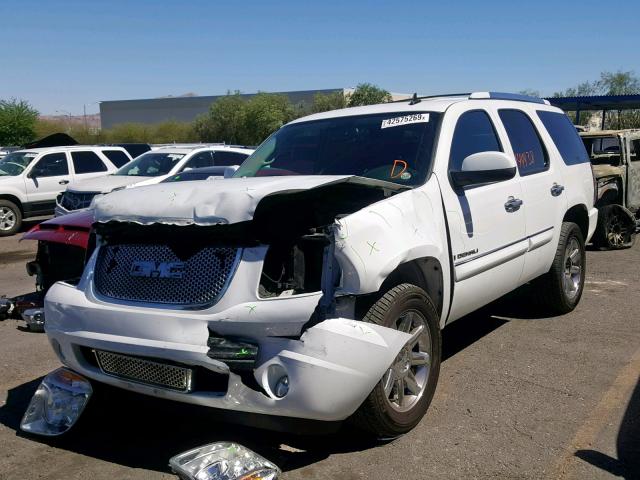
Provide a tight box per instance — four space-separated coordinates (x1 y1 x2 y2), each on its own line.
99 88 413 128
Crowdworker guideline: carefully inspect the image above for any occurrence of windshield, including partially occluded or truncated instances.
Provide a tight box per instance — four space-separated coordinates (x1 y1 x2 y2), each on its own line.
234 111 441 186
115 152 185 177
582 136 621 166
0 152 38 176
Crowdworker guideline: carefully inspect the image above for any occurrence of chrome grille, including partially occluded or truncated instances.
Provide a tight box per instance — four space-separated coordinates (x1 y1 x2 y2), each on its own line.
95 350 193 392
94 244 240 307
60 191 99 211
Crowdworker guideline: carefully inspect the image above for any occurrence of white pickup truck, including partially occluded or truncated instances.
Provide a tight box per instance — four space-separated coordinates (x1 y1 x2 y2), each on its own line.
44 92 597 437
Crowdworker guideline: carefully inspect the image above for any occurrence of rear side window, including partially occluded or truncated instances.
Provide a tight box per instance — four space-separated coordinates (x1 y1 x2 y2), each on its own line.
449 110 502 171
102 150 131 168
33 152 69 177
537 111 589 165
71 151 108 174
185 151 215 169
499 109 548 176
213 151 249 166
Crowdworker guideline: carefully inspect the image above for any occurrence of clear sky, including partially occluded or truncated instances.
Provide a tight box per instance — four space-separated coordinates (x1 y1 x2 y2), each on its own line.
1 0 638 115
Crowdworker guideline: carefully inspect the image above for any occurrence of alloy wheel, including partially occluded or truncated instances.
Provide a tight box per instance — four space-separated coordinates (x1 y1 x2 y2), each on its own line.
382 309 431 413
0 207 16 232
562 237 582 300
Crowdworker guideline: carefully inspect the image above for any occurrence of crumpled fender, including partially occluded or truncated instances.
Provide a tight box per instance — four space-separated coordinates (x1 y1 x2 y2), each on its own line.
254 318 411 420
333 178 448 295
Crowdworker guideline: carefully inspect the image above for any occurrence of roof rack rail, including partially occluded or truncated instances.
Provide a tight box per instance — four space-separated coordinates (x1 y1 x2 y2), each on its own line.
390 93 471 104
470 91 550 105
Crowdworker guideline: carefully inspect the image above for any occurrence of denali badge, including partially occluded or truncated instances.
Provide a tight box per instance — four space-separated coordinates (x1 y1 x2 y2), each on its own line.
130 261 185 279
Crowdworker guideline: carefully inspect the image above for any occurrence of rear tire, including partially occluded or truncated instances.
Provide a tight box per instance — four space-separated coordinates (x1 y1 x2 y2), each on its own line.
592 204 636 250
0 200 22 237
352 283 441 438
534 222 586 315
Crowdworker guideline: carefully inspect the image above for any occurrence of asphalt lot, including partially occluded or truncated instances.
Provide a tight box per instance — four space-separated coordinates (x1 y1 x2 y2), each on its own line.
0 230 638 480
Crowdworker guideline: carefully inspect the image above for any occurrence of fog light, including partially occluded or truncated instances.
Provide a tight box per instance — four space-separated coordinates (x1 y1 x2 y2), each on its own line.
20 368 92 436
169 442 280 480
274 376 289 398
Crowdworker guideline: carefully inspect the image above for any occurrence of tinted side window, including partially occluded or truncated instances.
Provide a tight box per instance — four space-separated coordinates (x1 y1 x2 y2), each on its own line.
450 110 502 171
33 153 69 177
537 111 589 165
185 151 215 169
71 151 108 174
499 110 548 176
214 151 249 166
103 150 131 168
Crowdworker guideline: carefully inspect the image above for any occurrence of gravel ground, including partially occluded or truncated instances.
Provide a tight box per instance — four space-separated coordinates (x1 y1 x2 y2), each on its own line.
0 232 638 480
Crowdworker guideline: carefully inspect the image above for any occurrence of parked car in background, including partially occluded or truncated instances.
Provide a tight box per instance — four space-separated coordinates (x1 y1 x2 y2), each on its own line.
580 129 640 248
55 145 253 216
45 92 597 437
0 146 131 236
0 146 20 159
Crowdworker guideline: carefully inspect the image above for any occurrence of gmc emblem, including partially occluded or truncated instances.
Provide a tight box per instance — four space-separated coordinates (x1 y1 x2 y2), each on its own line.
130 261 185 279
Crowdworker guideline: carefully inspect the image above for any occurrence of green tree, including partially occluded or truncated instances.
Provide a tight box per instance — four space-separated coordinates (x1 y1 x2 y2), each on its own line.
0 98 39 145
310 91 347 113
241 93 296 145
346 83 392 107
194 92 247 143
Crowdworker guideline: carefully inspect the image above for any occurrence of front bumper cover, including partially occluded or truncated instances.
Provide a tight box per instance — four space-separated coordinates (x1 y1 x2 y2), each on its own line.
45 281 410 422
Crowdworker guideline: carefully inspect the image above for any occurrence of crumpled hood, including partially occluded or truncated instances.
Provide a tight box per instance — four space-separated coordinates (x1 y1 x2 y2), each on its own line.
66 174 154 193
94 175 354 225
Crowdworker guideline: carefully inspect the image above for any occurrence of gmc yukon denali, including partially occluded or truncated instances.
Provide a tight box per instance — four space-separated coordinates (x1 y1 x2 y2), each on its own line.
43 92 597 437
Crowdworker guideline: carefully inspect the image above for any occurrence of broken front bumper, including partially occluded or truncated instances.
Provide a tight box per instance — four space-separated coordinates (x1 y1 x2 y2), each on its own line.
44 281 410 422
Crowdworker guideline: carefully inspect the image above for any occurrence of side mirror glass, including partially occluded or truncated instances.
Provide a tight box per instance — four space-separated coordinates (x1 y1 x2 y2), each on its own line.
450 151 516 188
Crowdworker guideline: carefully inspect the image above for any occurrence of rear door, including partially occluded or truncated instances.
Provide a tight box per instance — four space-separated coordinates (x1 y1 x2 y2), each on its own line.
438 106 527 321
496 108 567 282
24 152 72 212
70 150 110 182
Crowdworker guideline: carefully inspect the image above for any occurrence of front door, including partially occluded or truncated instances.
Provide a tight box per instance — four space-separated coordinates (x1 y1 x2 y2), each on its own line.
438 107 527 322
625 135 640 212
24 152 72 213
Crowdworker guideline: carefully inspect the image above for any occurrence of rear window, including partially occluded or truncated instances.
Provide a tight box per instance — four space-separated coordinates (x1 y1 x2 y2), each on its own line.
102 150 131 168
71 151 108 174
537 111 589 165
499 109 548 176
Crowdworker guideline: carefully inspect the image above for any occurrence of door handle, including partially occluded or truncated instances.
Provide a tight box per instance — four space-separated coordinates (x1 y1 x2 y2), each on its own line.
59 179 69 185
550 183 565 197
504 196 523 212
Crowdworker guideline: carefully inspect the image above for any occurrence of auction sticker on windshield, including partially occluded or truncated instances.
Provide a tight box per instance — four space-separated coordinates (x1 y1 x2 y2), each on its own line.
381 113 430 129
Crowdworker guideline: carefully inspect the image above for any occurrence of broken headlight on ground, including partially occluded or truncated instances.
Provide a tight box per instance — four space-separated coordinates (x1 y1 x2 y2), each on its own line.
169 442 280 480
20 368 92 436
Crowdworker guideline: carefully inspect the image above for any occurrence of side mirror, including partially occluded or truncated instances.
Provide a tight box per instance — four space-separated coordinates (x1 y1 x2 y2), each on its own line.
223 165 240 178
450 151 516 188
26 170 36 179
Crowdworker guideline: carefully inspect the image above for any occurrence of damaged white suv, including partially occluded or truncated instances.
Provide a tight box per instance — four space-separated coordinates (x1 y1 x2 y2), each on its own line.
44 92 597 437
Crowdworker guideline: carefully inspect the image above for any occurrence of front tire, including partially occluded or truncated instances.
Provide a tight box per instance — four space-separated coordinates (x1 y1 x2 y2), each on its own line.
0 200 22 237
534 222 586 314
353 283 441 438
592 204 636 250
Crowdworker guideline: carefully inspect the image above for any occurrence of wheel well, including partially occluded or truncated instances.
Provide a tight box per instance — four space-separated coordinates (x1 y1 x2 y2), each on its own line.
563 204 589 240
0 194 23 214
354 257 444 319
